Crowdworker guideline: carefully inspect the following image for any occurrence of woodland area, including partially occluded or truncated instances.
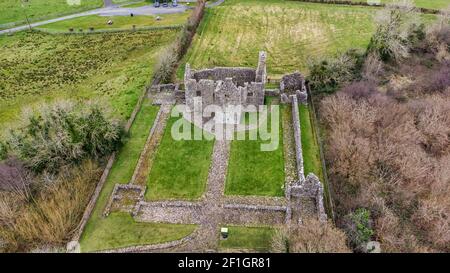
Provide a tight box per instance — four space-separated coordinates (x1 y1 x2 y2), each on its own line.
316 2 450 252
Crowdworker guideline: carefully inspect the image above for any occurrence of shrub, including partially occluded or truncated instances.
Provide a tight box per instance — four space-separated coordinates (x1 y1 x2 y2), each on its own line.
307 49 362 93
153 45 178 84
426 64 450 92
344 208 374 248
0 142 7 161
341 81 378 100
362 52 385 83
426 8 450 61
0 157 32 198
7 101 123 173
367 0 419 61
272 218 351 253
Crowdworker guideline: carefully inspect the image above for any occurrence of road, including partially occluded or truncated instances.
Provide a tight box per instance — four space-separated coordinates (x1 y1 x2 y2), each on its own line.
0 0 226 36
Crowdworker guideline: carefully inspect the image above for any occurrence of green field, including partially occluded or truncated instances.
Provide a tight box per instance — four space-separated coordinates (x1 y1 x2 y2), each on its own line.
179 0 376 78
219 226 275 252
0 0 103 28
80 100 196 252
36 11 190 32
0 29 177 136
146 117 215 200
225 98 285 197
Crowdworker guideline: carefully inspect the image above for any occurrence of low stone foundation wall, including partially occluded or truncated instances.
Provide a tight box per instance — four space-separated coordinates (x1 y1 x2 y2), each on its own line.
192 67 256 87
95 231 198 253
291 95 305 182
222 205 286 226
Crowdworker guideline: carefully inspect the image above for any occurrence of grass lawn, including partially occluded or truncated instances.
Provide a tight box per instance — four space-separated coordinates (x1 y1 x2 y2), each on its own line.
225 97 285 197
145 117 215 200
36 11 190 32
80 100 196 252
219 226 275 252
0 29 178 136
80 212 196 252
299 104 324 181
178 0 377 78
0 0 103 28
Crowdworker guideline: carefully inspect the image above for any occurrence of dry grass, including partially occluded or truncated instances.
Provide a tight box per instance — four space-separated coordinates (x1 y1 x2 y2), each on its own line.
272 217 351 253
0 160 102 252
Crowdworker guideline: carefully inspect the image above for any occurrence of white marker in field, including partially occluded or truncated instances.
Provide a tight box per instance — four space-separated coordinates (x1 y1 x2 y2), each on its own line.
67 0 81 6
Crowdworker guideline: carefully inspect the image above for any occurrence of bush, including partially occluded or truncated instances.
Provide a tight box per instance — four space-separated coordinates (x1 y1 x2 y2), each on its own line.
367 0 418 61
307 49 362 93
153 45 178 84
341 81 378 100
272 218 351 253
426 8 450 61
6 101 123 173
0 142 7 161
344 208 374 248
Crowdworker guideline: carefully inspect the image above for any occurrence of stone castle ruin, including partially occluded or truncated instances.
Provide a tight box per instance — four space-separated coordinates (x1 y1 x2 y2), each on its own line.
184 51 267 124
148 51 327 224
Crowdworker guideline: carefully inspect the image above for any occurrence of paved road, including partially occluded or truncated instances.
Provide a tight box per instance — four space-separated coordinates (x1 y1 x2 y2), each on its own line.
0 0 226 35
0 4 188 35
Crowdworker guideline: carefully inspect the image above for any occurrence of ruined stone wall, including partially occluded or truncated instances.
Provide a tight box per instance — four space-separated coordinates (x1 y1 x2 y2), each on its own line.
291 95 305 182
184 51 267 114
289 95 327 222
192 67 256 87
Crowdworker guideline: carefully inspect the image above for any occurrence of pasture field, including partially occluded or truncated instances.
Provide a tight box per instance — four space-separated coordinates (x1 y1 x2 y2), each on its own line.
179 0 377 78
0 29 178 136
0 0 103 29
35 11 190 32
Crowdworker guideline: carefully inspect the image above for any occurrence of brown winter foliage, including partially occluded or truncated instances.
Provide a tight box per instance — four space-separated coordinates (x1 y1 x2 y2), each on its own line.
272 218 351 253
320 78 450 252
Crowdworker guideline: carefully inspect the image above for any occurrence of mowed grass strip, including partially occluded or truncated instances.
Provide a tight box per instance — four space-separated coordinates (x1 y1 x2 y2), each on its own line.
299 104 324 181
0 0 102 28
225 98 285 197
36 11 190 32
179 0 376 78
80 100 195 252
219 226 275 252
145 117 215 200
